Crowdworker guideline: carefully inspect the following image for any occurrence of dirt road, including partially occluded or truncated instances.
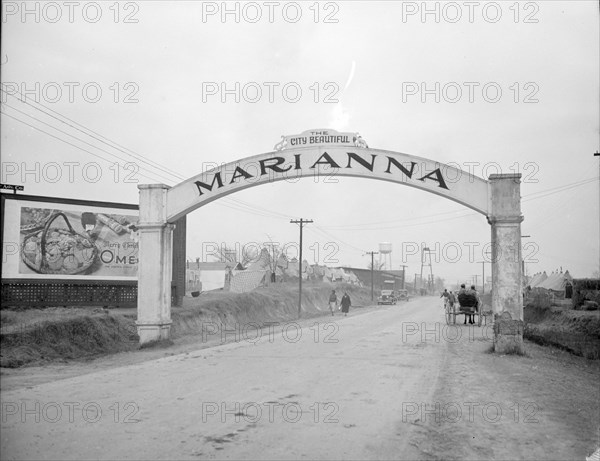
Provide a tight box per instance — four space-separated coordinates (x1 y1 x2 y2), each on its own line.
1 297 598 460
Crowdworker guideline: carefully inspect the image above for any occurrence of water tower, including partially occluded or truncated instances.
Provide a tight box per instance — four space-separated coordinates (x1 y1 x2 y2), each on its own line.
379 242 392 270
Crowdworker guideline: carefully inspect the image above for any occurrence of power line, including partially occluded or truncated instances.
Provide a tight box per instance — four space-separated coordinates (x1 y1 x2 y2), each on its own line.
0 86 183 181
4 87 595 232
523 177 597 202
1 102 178 184
319 177 598 232
320 208 472 230
1 94 300 220
311 225 367 254
0 110 172 184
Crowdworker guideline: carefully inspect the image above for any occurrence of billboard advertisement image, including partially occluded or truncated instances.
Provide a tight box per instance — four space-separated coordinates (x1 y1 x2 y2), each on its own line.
2 197 139 280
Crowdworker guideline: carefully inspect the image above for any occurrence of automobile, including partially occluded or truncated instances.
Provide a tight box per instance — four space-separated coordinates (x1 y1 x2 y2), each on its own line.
396 289 410 301
377 289 397 305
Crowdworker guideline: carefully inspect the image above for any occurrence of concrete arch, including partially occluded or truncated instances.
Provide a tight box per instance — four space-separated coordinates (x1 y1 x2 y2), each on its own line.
165 147 490 222
136 143 524 355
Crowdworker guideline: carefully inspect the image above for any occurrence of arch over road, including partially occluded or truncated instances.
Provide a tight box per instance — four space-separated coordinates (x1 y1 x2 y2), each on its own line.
136 131 524 355
165 147 490 222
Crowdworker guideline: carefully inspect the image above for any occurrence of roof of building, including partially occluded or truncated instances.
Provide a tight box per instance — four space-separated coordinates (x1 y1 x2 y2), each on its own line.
187 262 230 271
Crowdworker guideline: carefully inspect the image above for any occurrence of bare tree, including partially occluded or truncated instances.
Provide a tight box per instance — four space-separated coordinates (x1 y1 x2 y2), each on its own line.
434 276 446 292
367 260 385 270
213 245 258 268
263 235 286 275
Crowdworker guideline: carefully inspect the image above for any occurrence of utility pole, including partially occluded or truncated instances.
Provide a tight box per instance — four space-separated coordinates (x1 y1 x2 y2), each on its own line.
472 274 478 289
521 235 531 293
399 264 408 289
476 261 486 294
595 152 600 274
365 251 379 301
420 246 434 294
290 219 313 318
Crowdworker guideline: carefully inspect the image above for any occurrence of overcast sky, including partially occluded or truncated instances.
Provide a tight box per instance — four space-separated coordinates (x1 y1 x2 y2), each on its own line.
1 1 599 284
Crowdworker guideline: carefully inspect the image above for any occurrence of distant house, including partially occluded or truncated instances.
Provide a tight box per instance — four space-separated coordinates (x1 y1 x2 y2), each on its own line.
284 258 311 280
230 269 268 293
186 261 232 293
340 267 403 289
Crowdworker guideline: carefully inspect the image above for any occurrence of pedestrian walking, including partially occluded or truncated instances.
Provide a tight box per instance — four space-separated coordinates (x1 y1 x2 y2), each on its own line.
440 288 449 308
447 290 456 308
340 292 351 316
328 290 337 316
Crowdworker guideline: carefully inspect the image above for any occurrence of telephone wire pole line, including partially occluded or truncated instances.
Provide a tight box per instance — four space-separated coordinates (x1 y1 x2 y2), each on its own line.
595 151 600 274
365 251 379 302
291 218 313 318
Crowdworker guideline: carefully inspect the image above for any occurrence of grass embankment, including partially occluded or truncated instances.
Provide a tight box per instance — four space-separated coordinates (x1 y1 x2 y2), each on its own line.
524 301 600 359
1 283 372 368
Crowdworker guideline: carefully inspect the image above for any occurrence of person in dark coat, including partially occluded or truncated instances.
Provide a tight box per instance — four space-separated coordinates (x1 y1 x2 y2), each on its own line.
340 292 351 316
329 290 337 316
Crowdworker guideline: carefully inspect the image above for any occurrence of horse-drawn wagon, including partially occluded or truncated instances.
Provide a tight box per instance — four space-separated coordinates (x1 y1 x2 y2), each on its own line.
444 292 483 326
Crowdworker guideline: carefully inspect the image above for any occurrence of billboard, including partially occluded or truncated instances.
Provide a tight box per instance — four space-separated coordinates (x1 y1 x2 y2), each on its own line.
2 195 139 280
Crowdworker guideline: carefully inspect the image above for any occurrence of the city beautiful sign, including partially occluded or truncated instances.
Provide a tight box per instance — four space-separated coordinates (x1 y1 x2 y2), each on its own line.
274 128 368 150
165 129 490 221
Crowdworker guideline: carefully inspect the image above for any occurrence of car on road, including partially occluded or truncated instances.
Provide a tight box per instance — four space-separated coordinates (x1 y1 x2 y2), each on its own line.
397 289 410 301
377 290 397 305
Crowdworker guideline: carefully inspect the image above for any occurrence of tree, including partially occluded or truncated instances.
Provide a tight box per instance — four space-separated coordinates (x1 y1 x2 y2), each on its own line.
263 241 282 274
367 260 385 270
434 276 445 292
214 245 258 268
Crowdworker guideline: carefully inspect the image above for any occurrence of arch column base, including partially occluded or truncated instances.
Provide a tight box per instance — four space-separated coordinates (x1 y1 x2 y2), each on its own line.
493 313 525 354
136 320 173 344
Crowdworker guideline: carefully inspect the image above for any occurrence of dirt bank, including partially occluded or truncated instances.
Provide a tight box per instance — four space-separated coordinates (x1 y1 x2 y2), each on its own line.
0 283 372 368
524 302 600 359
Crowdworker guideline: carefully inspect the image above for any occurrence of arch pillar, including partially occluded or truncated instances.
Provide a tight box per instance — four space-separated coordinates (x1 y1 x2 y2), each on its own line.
136 184 173 345
488 174 524 354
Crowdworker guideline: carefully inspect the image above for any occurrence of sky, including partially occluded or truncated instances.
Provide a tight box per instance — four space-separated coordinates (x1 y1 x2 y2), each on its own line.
1 0 599 285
